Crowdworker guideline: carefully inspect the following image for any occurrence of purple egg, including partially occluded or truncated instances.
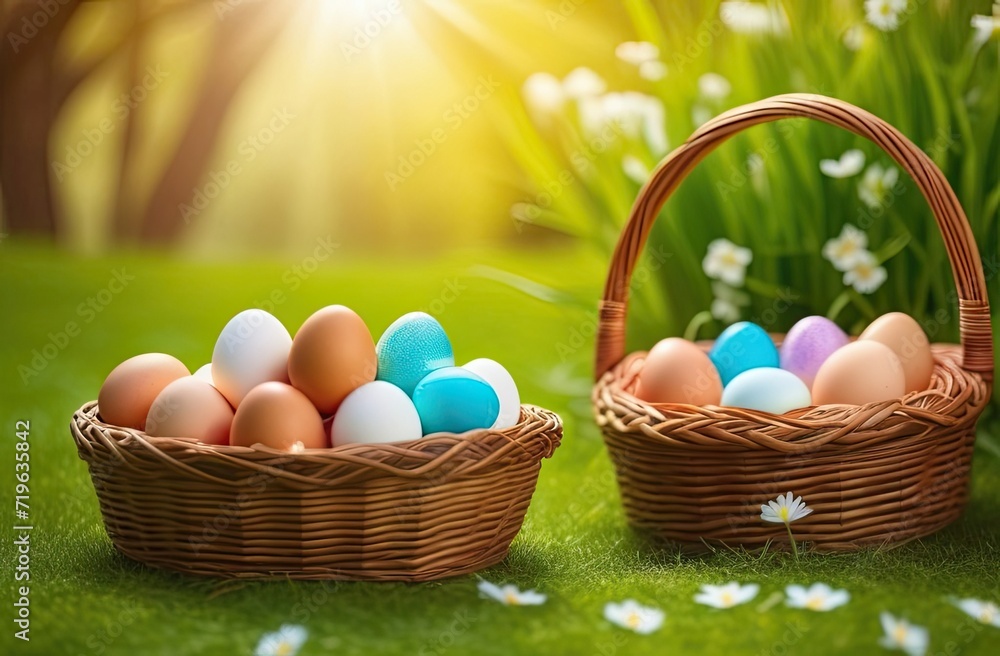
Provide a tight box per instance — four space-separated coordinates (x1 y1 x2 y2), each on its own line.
780 316 850 388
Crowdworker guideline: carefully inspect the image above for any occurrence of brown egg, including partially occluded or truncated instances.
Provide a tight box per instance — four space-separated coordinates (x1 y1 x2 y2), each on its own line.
812 341 906 405
288 305 377 415
145 377 234 445
98 353 190 429
230 382 327 450
635 338 723 405
859 312 934 392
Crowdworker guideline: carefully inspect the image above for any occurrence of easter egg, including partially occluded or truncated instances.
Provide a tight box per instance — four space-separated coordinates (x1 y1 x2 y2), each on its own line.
721 368 812 414
779 316 850 387
708 322 779 386
145 376 234 445
376 312 454 396
330 381 423 446
635 338 722 405
462 358 521 429
859 312 933 393
412 367 499 435
98 353 190 430
230 382 327 451
288 305 377 415
212 309 292 407
811 341 905 405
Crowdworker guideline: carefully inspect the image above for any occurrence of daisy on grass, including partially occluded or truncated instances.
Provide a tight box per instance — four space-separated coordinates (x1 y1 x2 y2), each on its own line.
785 583 851 612
615 41 659 66
820 149 865 178
971 4 999 49
477 581 547 606
878 612 929 656
823 224 868 271
761 492 812 558
639 60 667 81
698 72 732 101
703 238 752 287
604 600 664 634
562 67 606 100
710 281 750 324
255 625 308 656
865 0 907 33
522 72 565 116
843 250 888 294
843 24 866 51
695 582 759 609
858 162 899 209
953 598 1000 627
720 1 789 36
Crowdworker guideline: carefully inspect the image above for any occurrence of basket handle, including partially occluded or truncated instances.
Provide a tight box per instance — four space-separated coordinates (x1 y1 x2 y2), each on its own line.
595 93 994 381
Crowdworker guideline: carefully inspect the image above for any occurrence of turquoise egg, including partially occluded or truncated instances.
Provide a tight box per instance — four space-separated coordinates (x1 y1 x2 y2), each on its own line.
376 312 455 396
412 367 499 435
709 321 779 386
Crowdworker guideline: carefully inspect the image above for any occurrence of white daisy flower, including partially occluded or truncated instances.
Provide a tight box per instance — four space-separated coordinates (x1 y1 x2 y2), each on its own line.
761 492 813 524
843 24 866 51
878 612 929 656
695 582 760 609
823 224 869 271
255 624 308 656
639 60 668 81
720 1 790 35
953 598 1000 627
522 72 566 115
971 4 999 49
579 92 668 156
692 104 713 128
615 41 659 65
710 282 750 324
702 238 753 286
865 0 908 32
562 67 607 99
698 72 732 101
622 155 651 185
858 163 900 209
604 600 664 634
477 581 547 606
843 251 888 294
819 149 866 178
785 583 851 612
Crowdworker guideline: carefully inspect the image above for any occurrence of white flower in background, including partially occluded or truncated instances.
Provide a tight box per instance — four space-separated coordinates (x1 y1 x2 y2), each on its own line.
858 162 899 209
639 60 668 81
953 598 1000 627
698 72 732 101
971 4 999 49
720 1 790 35
604 600 665 634
477 581 547 606
823 224 869 271
255 625 308 656
785 583 851 612
695 582 760 609
865 0 907 33
843 24 866 51
562 67 607 99
615 41 659 65
522 72 566 115
878 613 929 656
579 92 668 156
843 251 888 294
711 298 741 324
703 238 753 286
761 492 812 524
711 281 751 324
692 104 713 127
622 155 651 185
819 149 866 178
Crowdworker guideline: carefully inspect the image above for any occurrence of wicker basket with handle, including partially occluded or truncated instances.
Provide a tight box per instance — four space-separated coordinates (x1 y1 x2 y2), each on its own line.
593 93 993 552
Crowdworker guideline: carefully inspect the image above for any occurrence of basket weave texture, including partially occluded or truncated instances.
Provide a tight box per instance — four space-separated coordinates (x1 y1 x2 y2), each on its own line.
593 94 994 552
72 401 560 580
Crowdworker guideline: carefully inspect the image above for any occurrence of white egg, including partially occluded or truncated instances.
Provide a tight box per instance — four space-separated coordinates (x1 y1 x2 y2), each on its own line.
193 363 214 385
721 367 812 414
211 309 292 407
462 358 521 429
331 381 423 446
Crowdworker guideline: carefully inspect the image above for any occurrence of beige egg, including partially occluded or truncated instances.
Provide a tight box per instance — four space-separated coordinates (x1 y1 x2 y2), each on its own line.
145 377 234 445
230 382 327 451
859 312 934 392
98 353 191 430
812 341 906 405
635 338 723 405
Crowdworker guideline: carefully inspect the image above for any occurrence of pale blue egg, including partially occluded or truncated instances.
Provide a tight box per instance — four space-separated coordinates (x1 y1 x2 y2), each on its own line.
721 367 812 414
709 321 779 386
412 367 499 435
376 312 454 396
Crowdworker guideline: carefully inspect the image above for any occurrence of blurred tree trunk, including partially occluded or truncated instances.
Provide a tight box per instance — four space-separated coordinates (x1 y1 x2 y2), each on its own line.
109 1 146 240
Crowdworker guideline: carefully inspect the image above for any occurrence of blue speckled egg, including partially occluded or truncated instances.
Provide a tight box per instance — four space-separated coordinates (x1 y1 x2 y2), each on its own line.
709 321 779 386
412 367 499 435
376 312 455 396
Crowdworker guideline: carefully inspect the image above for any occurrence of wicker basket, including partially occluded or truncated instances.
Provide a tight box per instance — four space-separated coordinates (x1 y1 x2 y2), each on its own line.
593 94 994 552
71 401 560 580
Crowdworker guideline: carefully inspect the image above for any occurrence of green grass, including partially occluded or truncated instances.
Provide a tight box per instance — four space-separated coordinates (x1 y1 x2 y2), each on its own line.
2 242 999 656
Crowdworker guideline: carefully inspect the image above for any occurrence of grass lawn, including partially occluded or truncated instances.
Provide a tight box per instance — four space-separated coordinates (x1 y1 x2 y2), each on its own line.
2 242 999 656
